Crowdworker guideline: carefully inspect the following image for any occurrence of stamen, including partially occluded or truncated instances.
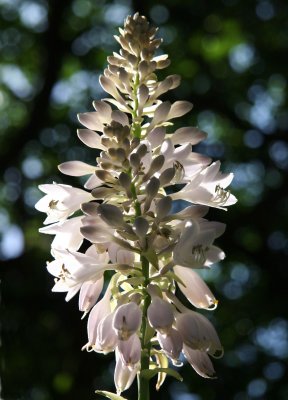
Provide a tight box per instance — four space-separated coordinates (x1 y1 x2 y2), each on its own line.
214 185 230 205
191 245 207 265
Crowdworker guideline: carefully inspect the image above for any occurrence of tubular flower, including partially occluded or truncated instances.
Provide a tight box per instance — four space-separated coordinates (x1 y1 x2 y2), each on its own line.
36 13 237 398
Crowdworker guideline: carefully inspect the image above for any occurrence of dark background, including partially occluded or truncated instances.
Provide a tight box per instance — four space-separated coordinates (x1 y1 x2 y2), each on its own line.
1 0 288 399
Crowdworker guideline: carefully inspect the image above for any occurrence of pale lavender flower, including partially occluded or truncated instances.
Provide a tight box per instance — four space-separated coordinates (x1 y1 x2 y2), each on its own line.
183 344 216 379
147 296 174 334
79 277 104 316
174 265 218 310
84 287 111 351
117 333 141 368
113 302 142 340
114 349 139 395
176 311 223 357
157 328 183 364
95 312 118 354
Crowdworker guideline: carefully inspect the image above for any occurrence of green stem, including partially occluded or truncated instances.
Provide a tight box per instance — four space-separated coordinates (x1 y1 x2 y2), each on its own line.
138 255 151 400
130 57 151 400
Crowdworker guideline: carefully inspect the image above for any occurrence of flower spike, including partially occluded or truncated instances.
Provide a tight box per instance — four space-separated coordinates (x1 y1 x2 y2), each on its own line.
36 12 236 398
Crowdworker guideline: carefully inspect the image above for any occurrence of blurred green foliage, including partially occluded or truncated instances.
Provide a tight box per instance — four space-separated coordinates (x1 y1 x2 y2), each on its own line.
1 0 288 399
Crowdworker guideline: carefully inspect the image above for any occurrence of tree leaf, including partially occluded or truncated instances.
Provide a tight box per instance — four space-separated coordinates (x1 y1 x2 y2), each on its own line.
95 390 127 400
140 367 183 382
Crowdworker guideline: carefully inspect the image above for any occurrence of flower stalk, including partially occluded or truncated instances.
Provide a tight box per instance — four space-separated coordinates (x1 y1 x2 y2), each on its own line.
36 13 237 400
138 256 151 400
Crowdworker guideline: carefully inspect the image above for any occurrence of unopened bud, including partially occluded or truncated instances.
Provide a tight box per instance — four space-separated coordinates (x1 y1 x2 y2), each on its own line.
159 167 176 186
130 153 141 170
98 204 125 228
119 172 131 189
113 302 142 340
155 196 172 219
143 155 165 181
136 143 147 159
81 202 99 216
147 297 174 333
133 217 149 238
95 170 116 184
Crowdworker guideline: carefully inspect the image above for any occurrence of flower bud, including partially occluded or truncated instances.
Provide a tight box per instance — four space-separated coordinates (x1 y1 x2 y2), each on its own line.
159 167 176 187
133 217 149 238
155 196 172 220
136 143 148 159
147 297 174 333
145 154 165 178
97 204 125 228
113 302 142 340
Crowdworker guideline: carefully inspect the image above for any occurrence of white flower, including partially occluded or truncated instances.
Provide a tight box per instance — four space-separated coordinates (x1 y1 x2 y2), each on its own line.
171 161 237 209
47 247 109 301
35 183 93 224
39 216 83 251
173 220 225 269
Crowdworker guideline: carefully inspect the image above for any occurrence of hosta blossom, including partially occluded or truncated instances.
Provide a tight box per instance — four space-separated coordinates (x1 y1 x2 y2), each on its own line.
36 13 237 400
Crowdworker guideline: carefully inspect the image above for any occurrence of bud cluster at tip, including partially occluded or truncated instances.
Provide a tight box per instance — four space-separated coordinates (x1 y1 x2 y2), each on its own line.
36 13 237 396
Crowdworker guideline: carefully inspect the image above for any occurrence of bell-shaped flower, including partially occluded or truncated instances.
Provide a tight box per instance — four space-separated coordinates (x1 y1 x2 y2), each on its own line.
84 287 111 350
47 246 125 302
147 297 174 334
157 328 183 364
35 183 93 225
171 161 237 209
79 276 104 315
118 333 141 368
176 311 223 357
183 344 216 379
50 248 109 283
173 220 225 269
113 302 142 340
114 349 138 395
174 265 217 310
95 312 118 354
39 216 84 251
